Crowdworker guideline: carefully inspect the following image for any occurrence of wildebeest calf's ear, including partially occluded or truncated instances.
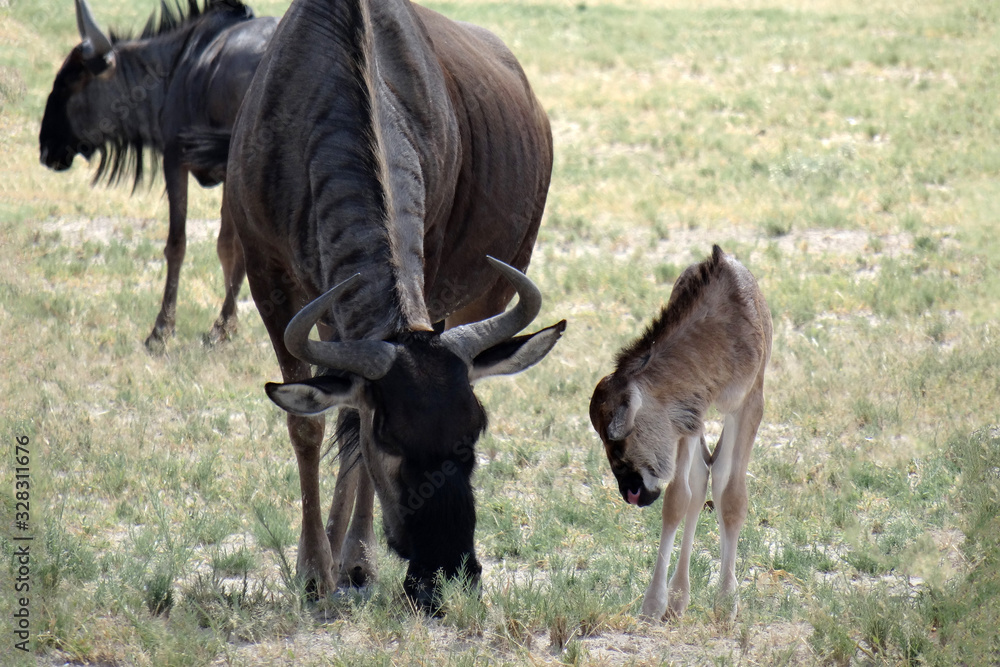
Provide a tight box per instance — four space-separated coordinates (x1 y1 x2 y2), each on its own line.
607 383 642 441
264 376 354 416
469 320 567 383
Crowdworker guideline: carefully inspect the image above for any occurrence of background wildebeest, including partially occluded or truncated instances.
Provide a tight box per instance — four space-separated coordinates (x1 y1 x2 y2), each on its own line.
224 0 562 609
38 0 277 351
590 245 772 622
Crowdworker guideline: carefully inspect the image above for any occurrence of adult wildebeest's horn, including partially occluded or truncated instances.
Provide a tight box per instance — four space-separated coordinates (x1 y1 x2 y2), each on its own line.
440 256 542 362
75 0 113 57
283 275 398 380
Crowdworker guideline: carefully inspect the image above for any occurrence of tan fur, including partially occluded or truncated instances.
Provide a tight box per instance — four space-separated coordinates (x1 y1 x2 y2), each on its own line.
590 245 772 621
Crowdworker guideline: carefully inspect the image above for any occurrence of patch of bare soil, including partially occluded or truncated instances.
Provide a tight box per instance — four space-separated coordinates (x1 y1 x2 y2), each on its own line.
548 224 921 267
40 216 220 246
204 618 815 666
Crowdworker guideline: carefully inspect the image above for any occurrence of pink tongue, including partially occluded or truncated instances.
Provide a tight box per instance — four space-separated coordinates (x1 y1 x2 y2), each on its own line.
626 489 641 505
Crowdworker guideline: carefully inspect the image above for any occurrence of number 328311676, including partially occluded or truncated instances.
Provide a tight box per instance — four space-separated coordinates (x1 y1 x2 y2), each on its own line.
15 436 30 526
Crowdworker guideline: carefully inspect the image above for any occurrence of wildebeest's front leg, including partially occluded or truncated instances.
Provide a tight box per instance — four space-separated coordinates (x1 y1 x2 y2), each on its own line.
640 434 704 620
338 459 377 587
712 386 764 622
145 147 188 352
664 434 710 620
205 204 245 345
286 411 336 595
325 410 378 587
247 263 336 595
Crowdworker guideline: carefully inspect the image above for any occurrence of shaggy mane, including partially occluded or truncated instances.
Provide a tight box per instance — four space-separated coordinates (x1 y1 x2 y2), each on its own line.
108 0 252 44
95 0 253 190
615 244 726 371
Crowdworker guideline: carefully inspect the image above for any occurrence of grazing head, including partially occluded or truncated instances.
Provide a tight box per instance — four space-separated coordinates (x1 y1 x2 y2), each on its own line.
590 246 727 507
265 259 565 610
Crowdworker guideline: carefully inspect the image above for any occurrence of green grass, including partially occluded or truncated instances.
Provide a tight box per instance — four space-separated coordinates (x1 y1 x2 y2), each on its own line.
2 0 1000 664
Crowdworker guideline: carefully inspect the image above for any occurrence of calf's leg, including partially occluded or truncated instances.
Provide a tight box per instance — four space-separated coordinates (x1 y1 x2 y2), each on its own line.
665 434 710 619
712 389 764 621
641 435 697 620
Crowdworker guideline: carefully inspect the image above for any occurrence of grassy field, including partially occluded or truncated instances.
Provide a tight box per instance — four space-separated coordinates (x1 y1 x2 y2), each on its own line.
2 0 1000 664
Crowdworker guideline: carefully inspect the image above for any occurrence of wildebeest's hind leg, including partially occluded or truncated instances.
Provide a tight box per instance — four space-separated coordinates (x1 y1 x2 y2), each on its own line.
205 204 245 345
145 148 189 353
326 409 378 587
712 384 764 622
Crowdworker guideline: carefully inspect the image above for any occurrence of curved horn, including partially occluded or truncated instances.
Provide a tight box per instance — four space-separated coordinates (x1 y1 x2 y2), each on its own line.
75 0 113 57
440 256 542 362
283 275 398 380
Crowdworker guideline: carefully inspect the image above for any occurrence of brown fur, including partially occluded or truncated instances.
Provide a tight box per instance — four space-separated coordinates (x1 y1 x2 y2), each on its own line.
225 0 555 599
590 245 772 621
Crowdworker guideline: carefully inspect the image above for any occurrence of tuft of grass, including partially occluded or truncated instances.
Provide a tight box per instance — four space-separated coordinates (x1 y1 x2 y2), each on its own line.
143 565 175 617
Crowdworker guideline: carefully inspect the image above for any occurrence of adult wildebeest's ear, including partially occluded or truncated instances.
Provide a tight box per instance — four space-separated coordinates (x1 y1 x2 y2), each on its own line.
468 320 566 383
265 375 354 416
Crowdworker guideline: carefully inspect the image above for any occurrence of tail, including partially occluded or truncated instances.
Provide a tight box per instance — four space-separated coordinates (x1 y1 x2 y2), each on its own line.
179 127 232 187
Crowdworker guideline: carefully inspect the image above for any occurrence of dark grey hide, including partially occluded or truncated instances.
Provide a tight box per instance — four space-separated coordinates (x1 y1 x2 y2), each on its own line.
38 0 277 350
224 0 561 610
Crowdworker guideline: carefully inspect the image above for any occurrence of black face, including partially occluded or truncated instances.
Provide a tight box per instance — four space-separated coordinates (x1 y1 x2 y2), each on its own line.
370 332 487 613
39 46 109 170
267 319 567 613
370 332 488 460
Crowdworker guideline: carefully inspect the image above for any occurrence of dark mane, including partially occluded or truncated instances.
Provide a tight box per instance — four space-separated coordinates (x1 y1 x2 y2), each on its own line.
109 0 252 44
95 0 254 191
92 137 155 191
615 245 726 371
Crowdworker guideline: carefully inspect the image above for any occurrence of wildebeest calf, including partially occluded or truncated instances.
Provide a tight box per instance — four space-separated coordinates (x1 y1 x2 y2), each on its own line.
590 245 772 621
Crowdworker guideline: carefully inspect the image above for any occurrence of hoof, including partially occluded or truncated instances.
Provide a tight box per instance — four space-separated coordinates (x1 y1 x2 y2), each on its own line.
338 564 373 589
203 318 238 347
144 327 172 354
299 571 338 602
662 606 682 623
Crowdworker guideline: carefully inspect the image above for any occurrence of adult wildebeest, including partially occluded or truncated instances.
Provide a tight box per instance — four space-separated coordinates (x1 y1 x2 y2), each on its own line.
39 0 277 351
590 245 772 622
224 0 562 608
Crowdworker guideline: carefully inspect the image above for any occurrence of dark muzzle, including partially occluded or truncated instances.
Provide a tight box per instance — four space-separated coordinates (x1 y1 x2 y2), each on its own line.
617 470 661 507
